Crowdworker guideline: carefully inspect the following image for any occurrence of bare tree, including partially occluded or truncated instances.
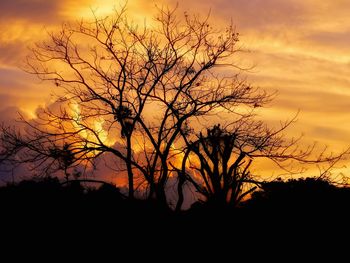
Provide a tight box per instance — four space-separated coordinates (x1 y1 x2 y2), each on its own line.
1 4 340 208
173 116 349 210
174 119 294 209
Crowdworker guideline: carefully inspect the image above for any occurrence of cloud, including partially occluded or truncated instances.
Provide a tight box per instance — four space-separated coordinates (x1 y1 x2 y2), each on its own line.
0 106 21 123
0 0 350 181
0 43 27 66
0 0 61 23
306 30 350 51
311 125 350 143
272 89 350 115
0 67 51 118
164 0 307 30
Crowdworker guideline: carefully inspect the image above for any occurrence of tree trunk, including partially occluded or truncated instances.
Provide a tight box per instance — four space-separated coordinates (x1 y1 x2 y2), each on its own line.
175 173 185 212
155 183 168 209
155 158 169 207
147 181 155 199
126 135 134 199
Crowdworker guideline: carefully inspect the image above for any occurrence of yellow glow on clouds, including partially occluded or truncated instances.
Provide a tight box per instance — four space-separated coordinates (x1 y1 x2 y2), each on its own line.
1 0 350 178
71 101 113 147
62 0 158 21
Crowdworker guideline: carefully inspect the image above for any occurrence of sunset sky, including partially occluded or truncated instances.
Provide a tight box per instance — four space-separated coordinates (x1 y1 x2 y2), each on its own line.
1 0 350 179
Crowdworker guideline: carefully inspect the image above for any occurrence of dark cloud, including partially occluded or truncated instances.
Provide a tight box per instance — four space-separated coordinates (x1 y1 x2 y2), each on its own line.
274 89 350 113
0 95 16 114
0 67 28 87
0 108 34 183
0 42 28 66
0 67 50 121
170 0 307 30
0 0 61 23
0 68 39 98
311 125 350 142
0 106 33 132
306 30 350 51
219 0 306 29
0 106 21 123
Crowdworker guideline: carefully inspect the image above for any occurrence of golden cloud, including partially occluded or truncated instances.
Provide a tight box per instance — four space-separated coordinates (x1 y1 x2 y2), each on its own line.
1 0 350 179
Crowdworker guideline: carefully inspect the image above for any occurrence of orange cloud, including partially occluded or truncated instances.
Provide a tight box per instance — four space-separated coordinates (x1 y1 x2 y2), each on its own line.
0 0 61 23
1 0 350 180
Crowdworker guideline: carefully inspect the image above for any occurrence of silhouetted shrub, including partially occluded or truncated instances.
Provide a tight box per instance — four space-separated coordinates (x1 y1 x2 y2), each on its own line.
243 177 350 214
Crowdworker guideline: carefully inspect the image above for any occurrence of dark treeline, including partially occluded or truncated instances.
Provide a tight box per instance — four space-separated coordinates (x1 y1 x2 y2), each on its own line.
2 175 349 256
2 176 350 222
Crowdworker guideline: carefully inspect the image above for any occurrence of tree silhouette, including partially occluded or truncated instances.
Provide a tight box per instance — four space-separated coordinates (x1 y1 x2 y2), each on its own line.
178 124 257 207
174 118 326 209
0 4 344 208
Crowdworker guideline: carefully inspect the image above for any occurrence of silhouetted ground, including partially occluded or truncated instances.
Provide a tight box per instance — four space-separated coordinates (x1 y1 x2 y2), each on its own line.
1 176 350 255
3 177 350 221
243 178 350 217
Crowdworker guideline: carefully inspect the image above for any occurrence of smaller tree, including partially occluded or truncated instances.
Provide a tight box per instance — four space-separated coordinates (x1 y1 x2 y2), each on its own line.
175 117 345 210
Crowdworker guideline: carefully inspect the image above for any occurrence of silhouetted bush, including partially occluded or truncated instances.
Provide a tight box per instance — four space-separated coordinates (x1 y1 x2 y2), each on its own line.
243 177 350 214
2 176 350 235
